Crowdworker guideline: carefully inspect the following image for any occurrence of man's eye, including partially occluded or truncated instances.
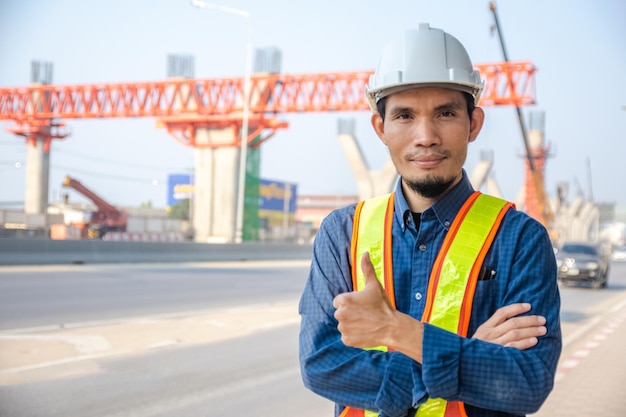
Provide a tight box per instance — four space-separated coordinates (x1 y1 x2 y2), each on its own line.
440 111 456 117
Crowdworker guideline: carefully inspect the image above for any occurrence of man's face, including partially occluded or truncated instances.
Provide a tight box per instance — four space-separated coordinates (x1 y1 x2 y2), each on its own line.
371 87 483 199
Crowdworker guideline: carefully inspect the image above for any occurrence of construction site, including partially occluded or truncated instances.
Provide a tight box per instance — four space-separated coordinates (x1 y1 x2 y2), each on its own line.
0 2 622 248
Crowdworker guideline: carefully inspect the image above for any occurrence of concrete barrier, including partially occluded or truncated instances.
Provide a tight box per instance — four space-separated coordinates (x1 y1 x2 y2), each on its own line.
0 239 314 266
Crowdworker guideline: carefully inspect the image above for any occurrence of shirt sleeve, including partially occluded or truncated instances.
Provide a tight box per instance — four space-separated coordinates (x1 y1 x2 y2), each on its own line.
420 215 562 415
299 209 425 417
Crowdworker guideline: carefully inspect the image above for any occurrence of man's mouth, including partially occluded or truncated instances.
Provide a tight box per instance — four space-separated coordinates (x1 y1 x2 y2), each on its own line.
409 152 447 168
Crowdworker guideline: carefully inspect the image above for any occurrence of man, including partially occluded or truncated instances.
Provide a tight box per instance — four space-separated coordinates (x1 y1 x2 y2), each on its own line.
299 23 561 417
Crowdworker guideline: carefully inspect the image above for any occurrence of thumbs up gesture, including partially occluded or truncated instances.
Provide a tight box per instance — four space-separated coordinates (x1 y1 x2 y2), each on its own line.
333 252 397 349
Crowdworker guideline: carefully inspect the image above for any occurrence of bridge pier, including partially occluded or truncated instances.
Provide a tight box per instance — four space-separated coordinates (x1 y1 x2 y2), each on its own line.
192 128 241 243
24 136 50 216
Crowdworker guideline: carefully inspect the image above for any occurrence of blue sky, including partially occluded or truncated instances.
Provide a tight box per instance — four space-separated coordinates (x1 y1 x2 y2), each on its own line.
1 0 625 210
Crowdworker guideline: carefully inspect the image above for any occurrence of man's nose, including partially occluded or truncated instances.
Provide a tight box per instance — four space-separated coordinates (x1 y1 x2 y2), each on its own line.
411 119 440 147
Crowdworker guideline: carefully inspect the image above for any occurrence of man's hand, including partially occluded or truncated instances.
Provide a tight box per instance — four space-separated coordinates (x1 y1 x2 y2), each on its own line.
333 253 425 362
472 303 547 350
333 252 398 348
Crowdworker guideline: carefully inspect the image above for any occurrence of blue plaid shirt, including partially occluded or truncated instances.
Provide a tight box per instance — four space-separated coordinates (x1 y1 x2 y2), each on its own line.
299 171 561 417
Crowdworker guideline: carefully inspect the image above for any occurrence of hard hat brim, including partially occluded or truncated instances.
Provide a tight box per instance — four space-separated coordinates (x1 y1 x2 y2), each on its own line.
366 81 483 113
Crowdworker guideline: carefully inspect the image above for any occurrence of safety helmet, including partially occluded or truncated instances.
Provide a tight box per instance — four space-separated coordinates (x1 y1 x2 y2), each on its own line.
366 23 484 112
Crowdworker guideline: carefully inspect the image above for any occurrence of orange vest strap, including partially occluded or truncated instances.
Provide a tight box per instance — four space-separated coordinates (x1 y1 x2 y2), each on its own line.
339 406 365 417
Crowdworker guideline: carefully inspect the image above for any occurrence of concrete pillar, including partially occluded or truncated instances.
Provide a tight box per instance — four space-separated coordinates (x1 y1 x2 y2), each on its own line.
337 119 397 200
485 178 503 198
572 202 596 241
192 128 240 243
581 206 599 242
24 136 50 215
469 151 503 198
24 66 53 217
469 159 492 191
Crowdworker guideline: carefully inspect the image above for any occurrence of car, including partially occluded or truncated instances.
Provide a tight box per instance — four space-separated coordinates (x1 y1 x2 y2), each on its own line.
612 245 626 262
556 241 610 289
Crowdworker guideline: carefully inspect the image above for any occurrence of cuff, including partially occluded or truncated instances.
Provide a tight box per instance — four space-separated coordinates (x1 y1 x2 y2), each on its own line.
421 323 462 400
375 352 421 417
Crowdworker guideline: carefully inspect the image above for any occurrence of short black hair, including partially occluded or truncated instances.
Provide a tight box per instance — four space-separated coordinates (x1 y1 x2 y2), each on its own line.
376 91 475 122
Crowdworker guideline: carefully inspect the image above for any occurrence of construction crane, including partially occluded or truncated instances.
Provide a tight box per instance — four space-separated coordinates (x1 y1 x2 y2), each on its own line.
489 2 555 236
62 175 128 239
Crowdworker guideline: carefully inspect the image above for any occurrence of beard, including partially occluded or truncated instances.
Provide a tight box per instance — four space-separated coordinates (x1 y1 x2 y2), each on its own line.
404 175 457 199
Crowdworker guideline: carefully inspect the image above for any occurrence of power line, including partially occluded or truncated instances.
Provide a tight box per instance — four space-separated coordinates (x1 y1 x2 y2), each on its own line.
52 164 165 184
54 148 190 172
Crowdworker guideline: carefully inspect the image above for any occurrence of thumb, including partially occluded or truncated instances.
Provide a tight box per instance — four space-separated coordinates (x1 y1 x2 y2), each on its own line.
361 252 382 290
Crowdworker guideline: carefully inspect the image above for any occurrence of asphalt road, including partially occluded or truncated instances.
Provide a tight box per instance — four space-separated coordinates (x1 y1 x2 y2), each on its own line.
0 260 310 330
1 260 625 417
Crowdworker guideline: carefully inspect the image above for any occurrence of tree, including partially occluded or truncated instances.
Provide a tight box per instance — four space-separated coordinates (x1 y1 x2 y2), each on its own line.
168 199 190 220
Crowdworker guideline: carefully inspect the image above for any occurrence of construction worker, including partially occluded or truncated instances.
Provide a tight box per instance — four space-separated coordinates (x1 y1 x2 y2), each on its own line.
299 24 561 417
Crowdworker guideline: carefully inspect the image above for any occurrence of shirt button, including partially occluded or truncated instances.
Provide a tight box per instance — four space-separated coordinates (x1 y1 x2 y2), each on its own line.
415 292 423 301
444 221 450 227
419 244 426 251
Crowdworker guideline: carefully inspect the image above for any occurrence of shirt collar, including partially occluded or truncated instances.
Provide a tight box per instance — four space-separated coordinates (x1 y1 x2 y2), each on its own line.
393 169 476 232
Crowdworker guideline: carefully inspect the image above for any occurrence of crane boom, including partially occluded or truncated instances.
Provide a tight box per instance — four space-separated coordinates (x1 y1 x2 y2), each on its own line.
489 1 555 230
62 176 127 237
63 176 120 215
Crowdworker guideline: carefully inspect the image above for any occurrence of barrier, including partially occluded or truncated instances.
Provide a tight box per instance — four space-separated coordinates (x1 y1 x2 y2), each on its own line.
103 232 184 242
0 239 313 266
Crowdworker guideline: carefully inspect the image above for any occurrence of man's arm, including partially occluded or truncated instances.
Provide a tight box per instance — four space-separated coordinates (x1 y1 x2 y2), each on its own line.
334 252 548 361
421 218 561 414
299 210 421 417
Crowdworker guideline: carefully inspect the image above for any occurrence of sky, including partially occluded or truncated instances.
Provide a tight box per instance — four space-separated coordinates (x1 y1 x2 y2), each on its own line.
0 0 625 211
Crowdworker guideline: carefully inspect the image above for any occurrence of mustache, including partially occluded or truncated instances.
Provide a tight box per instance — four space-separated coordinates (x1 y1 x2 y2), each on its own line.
404 149 451 160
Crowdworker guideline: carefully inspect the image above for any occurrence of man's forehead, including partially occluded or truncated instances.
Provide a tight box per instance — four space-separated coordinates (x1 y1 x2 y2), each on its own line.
387 87 466 107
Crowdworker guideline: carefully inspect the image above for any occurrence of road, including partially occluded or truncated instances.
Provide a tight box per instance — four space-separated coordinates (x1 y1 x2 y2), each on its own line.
0 260 309 330
0 260 625 416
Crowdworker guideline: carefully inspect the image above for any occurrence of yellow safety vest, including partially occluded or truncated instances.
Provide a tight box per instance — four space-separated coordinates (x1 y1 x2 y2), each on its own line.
342 191 513 417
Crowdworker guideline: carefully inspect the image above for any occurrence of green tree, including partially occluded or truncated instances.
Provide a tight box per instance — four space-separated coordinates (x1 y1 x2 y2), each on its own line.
168 199 190 220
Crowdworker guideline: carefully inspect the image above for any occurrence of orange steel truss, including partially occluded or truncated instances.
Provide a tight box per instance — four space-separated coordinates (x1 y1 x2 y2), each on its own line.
0 61 536 149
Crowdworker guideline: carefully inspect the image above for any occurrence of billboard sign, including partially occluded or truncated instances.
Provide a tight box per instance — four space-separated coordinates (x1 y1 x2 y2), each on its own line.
258 179 297 213
167 173 193 207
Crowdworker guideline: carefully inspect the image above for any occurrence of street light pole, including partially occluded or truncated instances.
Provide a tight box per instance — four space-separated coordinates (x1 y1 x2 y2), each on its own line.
191 0 252 243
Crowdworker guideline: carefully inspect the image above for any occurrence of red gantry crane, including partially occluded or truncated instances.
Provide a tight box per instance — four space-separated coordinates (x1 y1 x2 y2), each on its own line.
0 64 536 151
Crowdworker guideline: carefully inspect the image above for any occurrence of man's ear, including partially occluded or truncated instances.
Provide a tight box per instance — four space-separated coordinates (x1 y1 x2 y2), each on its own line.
468 107 485 143
371 112 387 146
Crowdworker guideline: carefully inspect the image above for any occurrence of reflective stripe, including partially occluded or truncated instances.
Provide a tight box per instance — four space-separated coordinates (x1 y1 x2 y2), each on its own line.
416 193 512 417
423 193 512 333
352 193 395 307
346 192 512 417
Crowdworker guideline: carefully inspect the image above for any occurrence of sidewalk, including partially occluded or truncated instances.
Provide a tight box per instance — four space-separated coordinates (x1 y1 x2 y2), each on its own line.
531 300 626 416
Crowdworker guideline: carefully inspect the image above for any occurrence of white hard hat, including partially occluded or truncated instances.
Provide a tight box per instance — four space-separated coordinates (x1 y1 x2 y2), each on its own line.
366 23 484 112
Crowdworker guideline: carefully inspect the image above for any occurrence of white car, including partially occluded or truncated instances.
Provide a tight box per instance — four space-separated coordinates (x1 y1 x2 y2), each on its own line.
612 245 626 262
